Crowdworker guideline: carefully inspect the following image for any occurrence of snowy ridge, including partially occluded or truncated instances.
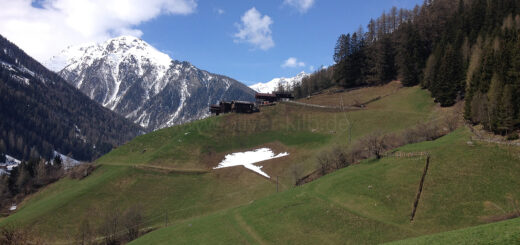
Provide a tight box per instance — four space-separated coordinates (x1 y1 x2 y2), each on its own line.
46 36 255 130
45 36 173 110
0 155 21 175
53 151 81 168
250 71 309 93
0 152 80 176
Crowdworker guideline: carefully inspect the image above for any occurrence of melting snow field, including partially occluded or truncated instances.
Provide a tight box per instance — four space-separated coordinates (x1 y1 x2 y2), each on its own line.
213 148 289 178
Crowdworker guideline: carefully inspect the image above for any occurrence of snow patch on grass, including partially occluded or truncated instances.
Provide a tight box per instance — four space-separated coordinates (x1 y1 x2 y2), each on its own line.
213 148 289 178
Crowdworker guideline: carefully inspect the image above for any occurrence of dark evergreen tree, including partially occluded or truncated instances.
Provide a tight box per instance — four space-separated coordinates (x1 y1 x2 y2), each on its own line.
398 23 426 86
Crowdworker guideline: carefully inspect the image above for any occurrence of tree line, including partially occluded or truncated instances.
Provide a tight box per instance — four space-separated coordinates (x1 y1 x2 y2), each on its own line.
0 156 65 211
0 35 144 162
292 0 520 135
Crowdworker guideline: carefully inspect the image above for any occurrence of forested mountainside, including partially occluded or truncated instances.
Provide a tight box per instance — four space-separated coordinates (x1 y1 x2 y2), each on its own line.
0 35 143 162
294 0 519 134
46 36 255 130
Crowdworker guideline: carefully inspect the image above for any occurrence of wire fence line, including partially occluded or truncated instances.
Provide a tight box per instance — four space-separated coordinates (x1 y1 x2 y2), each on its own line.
382 151 430 160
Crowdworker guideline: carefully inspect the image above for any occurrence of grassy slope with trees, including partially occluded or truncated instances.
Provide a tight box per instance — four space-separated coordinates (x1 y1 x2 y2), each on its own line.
0 84 443 242
131 128 520 244
0 83 518 244
294 0 520 136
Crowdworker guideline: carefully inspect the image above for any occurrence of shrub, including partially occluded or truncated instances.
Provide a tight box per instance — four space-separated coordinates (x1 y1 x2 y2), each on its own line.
123 205 144 241
360 132 390 159
506 133 519 141
68 163 96 180
0 225 42 245
306 116 459 184
317 147 351 175
99 208 122 245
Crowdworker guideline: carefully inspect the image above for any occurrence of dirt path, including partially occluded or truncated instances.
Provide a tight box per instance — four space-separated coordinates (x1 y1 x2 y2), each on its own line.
467 125 520 147
134 164 209 174
312 192 420 235
234 211 268 245
281 100 363 111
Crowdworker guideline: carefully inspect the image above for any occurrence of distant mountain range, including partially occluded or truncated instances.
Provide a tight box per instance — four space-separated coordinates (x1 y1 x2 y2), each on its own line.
249 71 309 93
0 35 143 161
45 36 255 130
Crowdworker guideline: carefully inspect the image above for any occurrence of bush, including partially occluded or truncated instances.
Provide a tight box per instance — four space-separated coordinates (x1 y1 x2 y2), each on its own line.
123 205 144 241
0 225 42 245
360 132 391 159
99 208 122 245
506 133 519 141
306 116 460 184
75 218 95 245
68 163 96 180
317 147 351 175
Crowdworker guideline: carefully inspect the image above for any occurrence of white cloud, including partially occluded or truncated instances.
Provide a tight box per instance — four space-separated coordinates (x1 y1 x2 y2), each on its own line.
309 65 315 71
0 0 197 62
215 8 225 15
283 0 315 13
233 7 274 51
282 57 305 68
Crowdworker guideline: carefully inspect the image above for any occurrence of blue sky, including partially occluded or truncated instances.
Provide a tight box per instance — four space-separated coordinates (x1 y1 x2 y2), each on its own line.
139 0 423 84
1 0 424 85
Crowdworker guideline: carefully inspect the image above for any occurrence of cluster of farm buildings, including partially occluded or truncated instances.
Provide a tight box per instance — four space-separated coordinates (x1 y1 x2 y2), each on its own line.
210 92 294 115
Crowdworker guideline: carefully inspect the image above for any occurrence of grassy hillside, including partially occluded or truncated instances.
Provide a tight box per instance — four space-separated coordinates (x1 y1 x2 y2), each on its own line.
387 217 520 245
0 84 478 242
130 128 520 244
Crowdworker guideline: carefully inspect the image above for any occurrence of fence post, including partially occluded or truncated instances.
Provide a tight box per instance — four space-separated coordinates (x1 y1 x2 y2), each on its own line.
410 155 430 222
165 211 168 227
276 176 279 193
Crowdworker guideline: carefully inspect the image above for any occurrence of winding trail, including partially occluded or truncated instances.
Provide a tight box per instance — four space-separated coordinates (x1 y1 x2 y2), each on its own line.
234 211 267 245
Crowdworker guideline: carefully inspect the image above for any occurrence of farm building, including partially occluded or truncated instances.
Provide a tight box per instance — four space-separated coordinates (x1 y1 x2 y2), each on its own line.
220 101 232 113
255 92 295 104
210 105 221 115
210 100 258 115
274 92 294 100
255 93 277 103
231 101 258 113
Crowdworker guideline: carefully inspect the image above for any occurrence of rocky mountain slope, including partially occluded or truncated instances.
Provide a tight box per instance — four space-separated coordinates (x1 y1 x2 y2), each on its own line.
0 35 143 161
249 71 309 93
45 36 255 130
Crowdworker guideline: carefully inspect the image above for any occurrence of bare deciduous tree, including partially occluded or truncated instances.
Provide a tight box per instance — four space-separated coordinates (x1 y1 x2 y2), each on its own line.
123 205 144 241
76 218 95 245
0 225 42 245
99 208 122 245
361 132 389 159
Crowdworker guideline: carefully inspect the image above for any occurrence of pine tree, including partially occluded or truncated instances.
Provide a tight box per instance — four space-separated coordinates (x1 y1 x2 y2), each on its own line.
333 34 350 63
0 139 6 163
376 36 396 84
399 23 424 86
499 84 515 133
433 44 464 106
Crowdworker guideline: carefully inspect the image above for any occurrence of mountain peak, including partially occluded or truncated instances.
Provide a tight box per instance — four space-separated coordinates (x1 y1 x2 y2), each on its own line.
44 35 172 73
250 72 309 93
109 35 141 42
47 36 255 130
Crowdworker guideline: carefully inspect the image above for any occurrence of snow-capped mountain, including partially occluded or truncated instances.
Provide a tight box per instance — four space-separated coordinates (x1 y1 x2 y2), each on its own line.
45 36 255 130
249 71 309 93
